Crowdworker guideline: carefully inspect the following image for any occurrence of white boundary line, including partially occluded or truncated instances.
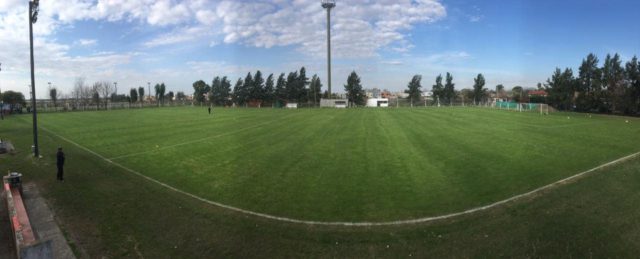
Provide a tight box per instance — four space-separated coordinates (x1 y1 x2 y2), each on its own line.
40 125 640 226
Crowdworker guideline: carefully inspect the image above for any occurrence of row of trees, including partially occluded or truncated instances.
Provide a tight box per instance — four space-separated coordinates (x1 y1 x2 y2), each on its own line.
65 78 185 110
404 73 488 105
194 67 327 107
195 69 494 107
545 53 640 114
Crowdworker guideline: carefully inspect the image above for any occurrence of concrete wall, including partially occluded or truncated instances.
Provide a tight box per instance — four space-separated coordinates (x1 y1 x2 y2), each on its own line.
320 98 348 108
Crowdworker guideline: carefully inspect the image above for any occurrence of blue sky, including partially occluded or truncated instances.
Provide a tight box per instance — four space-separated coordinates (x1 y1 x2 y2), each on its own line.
0 0 638 98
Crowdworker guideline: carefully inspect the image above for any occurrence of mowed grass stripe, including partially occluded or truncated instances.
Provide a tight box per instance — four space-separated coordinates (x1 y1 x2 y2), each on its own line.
40 108 301 158
36 107 640 221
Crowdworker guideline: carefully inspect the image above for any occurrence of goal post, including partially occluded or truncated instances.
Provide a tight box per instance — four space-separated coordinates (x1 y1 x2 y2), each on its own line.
494 101 553 115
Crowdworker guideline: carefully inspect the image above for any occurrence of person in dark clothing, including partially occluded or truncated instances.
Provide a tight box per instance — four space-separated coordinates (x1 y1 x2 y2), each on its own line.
56 147 65 181
208 106 211 115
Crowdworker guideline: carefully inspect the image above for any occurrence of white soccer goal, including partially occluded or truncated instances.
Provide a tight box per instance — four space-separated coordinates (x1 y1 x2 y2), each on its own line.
494 101 553 114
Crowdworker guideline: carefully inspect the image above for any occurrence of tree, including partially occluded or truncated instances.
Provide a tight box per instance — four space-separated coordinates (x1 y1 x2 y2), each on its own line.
432 74 444 104
221 77 231 106
472 73 487 104
546 68 576 110
154 83 166 106
154 84 160 105
98 81 114 109
405 75 422 105
166 91 174 103
111 93 127 102
210 76 221 105
176 91 186 101
263 73 275 105
130 88 138 103
251 70 265 103
1 91 26 108
91 82 102 107
285 71 298 101
160 83 166 104
576 53 603 111
460 88 473 105
236 72 253 105
211 76 231 106
138 87 145 103
495 84 505 100
192 80 210 104
49 87 58 109
511 86 524 103
624 56 640 114
444 72 455 104
232 78 245 105
72 77 87 108
344 71 365 106
275 73 286 103
297 67 310 103
309 74 322 106
602 54 625 112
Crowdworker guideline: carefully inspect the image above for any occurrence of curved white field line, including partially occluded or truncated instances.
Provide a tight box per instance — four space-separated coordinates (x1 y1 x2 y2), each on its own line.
40 125 640 226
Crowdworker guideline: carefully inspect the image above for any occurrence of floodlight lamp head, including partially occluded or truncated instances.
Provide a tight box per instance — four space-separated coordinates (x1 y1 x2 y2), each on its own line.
321 0 336 9
30 0 39 24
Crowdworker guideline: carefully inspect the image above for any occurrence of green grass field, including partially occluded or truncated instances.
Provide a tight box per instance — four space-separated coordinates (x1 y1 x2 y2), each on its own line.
2 106 640 257
19 106 640 222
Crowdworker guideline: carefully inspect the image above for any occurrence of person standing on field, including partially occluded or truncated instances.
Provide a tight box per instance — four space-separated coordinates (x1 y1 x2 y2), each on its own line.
56 147 65 181
208 106 211 115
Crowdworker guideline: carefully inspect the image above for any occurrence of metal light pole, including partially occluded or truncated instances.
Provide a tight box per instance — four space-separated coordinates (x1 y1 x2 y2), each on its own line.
147 82 150 103
29 0 40 157
321 0 335 98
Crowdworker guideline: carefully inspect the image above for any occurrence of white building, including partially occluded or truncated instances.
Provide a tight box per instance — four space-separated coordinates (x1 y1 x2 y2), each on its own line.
320 98 348 108
366 98 389 107
286 103 298 109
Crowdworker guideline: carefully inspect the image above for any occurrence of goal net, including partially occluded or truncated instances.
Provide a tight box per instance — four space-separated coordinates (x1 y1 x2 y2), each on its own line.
494 101 554 115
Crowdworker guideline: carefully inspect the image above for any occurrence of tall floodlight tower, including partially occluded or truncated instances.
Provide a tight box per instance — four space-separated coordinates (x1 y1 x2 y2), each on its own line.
321 0 335 98
29 0 40 157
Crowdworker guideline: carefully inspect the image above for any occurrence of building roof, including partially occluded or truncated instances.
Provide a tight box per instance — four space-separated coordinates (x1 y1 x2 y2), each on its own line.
528 90 548 96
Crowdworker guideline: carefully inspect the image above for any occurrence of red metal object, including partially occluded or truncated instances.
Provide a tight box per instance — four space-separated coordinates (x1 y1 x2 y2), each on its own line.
11 187 36 245
4 181 37 252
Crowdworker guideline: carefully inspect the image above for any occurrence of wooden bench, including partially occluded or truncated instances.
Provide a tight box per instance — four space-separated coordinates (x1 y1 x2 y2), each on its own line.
4 175 52 259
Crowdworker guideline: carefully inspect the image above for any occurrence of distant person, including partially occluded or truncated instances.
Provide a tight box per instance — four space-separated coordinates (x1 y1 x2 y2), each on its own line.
208 106 212 115
56 147 65 181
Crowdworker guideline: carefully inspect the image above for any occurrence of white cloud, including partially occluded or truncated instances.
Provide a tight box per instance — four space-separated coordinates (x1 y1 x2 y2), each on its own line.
381 60 404 66
144 26 210 47
147 0 191 26
140 0 446 58
469 15 483 22
0 5 133 96
75 38 97 46
0 0 449 96
422 51 471 64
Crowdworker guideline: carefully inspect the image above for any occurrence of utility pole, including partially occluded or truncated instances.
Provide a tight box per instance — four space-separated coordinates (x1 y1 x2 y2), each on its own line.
147 82 151 104
29 0 40 157
321 0 335 98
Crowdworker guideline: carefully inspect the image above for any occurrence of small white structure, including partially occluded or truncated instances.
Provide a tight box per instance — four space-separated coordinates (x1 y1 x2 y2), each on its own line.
286 103 298 109
366 98 389 107
320 98 348 108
